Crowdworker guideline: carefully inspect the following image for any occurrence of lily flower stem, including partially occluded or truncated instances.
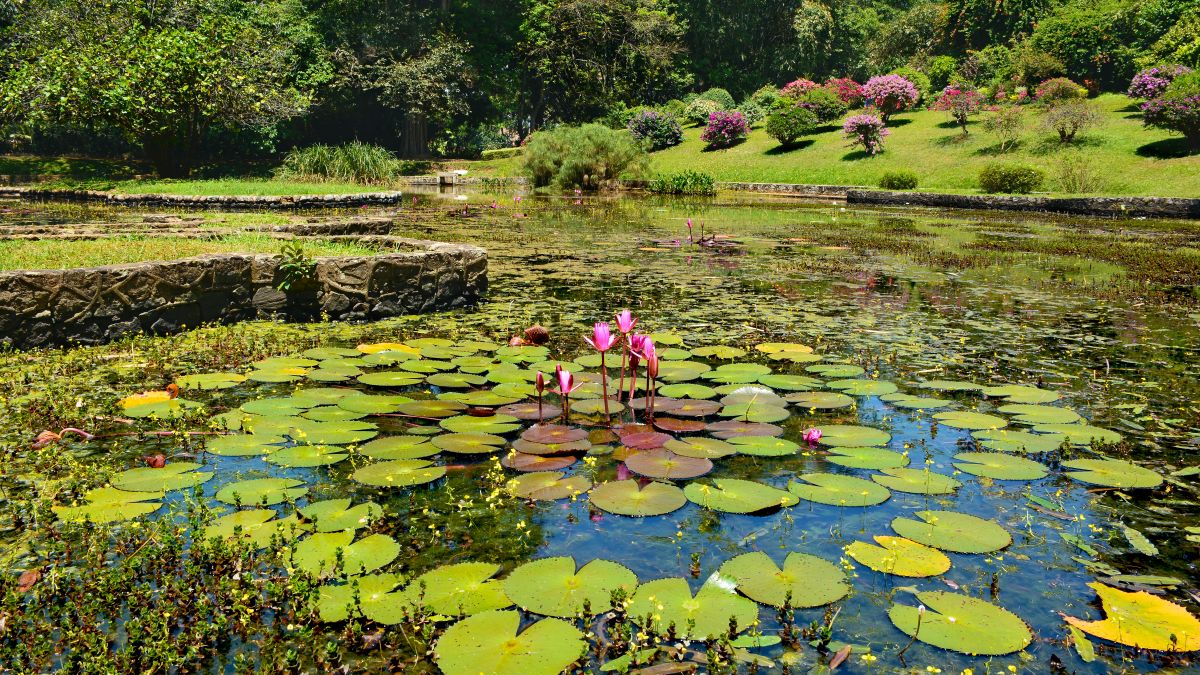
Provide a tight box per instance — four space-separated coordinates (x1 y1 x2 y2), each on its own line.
617 346 628 402
600 350 611 424
644 369 654 422
537 392 543 425
627 363 638 422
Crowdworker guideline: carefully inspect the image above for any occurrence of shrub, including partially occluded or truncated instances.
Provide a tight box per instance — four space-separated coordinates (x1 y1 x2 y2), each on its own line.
926 56 958 91
1053 151 1104 193
1128 65 1193 100
735 100 765 126
600 103 654 129
700 111 750 148
1141 72 1200 153
523 124 647 189
480 147 523 160
825 78 864 107
978 163 1045 193
765 104 819 146
698 87 736 109
932 87 984 134
983 106 1027 152
889 67 931 102
1034 77 1086 104
646 170 717 195
750 85 782 109
780 78 819 98
842 114 890 155
1041 100 1100 143
663 99 688 118
683 98 723 125
626 110 683 150
795 87 848 123
862 75 919 122
277 142 399 183
879 170 919 190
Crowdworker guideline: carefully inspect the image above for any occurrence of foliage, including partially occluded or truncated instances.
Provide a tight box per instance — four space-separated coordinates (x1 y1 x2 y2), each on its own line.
523 124 647 188
943 0 1058 52
1035 77 1088 103
698 87 736 109
843 114 890 155
481 147 524 160
1129 65 1193 100
791 0 881 80
889 66 932 101
781 78 820 98
926 55 959 90
700 111 750 148
1141 72 1200 151
983 105 1028 151
1053 151 1104 193
879 170 919 190
978 162 1045 193
277 142 400 183
1006 41 1068 90
932 87 985 134
749 85 782 109
735 100 766 126
870 3 951 71
1144 7 1200 70
1042 100 1101 143
862 75 920 121
825 77 864 107
683 98 723 125
795 87 849 123
645 170 717 195
766 104 819 146
626 110 684 150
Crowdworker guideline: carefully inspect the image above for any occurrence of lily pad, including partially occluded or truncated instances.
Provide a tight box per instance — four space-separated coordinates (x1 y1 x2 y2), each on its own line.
203 510 309 548
817 425 891 447
1033 423 1122 446
357 371 426 387
588 480 687 517
215 478 307 506
728 435 801 457
664 437 737 459
825 446 910 469
628 577 758 639
1063 458 1162 489
872 468 961 495
807 364 864 378
506 471 592 500
919 380 984 392
293 531 401 576
933 411 1008 431
175 372 247 390
316 574 404 623
720 551 848 608
206 434 286 456
433 432 507 454
625 449 713 480
300 499 383 532
501 452 577 472
786 391 855 410
1065 582 1200 652
972 429 1067 454
112 462 213 492
359 436 438 460
504 557 638 618
707 420 784 439
401 562 513 616
889 591 1032 655
267 444 349 467
53 487 162 523
718 402 791 423
982 384 1059 404
891 510 1011 553
997 404 1082 425
845 536 950 577
693 345 747 359
441 414 521 435
657 383 718 399
703 363 772 384
788 473 891 507
353 459 446 487
435 610 585 675
757 374 821 391
684 478 799 513
953 452 1048 480
337 394 412 415
827 379 898 396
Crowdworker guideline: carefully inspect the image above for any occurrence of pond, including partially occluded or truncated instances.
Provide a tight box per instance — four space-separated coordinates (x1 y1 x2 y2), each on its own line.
3 193 1200 673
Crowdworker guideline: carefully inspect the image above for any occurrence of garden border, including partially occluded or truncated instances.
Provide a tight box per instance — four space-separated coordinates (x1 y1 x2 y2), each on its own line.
845 189 1200 219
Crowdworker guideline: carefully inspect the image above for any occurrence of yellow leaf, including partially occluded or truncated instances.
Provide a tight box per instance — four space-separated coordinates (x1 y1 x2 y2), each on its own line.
357 342 420 355
1065 583 1200 652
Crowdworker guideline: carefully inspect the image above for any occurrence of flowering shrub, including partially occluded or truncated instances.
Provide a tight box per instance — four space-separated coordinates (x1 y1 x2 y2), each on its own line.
1128 65 1193 100
1141 73 1200 153
1034 77 1086 104
861 75 919 122
700 111 749 148
780 78 819 98
765 104 818 146
735 100 765 126
697 87 735 109
750 84 782 109
626 110 683 151
825 78 863 107
794 87 848 123
932 87 984 134
842 114 889 155
683 98 722 125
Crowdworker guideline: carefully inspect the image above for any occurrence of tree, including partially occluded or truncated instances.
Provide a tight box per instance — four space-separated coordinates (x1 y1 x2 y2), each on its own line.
792 0 881 80
0 0 319 176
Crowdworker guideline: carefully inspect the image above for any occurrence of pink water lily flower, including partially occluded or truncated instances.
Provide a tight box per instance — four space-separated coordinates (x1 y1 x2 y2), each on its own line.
802 427 823 447
555 364 582 396
535 371 546 394
585 322 618 352
616 309 637 334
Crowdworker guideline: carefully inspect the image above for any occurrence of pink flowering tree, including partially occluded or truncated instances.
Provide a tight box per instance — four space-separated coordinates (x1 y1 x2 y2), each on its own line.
1142 72 1200 153
1128 65 1192 101
843 114 889 156
780 78 819 98
861 75 919 122
932 87 984 135
825 77 863 107
700 110 749 148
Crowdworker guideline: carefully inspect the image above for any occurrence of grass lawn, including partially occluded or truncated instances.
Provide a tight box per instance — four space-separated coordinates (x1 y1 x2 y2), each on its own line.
107 178 399 196
470 94 1200 198
0 234 385 271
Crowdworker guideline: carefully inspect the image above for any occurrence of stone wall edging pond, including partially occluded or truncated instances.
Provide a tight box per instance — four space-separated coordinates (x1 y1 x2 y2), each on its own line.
0 235 487 350
0 187 408 209
847 189 1200 219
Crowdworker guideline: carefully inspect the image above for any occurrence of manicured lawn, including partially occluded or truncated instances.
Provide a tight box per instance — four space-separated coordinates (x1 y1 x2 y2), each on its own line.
470 94 1200 198
0 234 384 271
109 178 399 196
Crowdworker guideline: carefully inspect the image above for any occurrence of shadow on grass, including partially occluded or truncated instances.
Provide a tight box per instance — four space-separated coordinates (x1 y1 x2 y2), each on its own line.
764 139 815 155
700 138 748 152
932 132 973 147
935 120 961 130
1025 135 1105 156
841 150 877 161
885 118 914 128
973 142 1023 156
1136 137 1197 159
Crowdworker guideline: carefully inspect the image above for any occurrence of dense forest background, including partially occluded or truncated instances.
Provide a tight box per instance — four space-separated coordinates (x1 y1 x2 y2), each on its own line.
0 0 1196 171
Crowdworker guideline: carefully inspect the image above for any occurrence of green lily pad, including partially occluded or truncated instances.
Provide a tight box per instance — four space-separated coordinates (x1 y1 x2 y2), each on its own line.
433 432 507 454
628 577 758 639
589 480 687 517
292 387 357 405
684 478 799 513
316 573 404 623
817 425 891 447
336 394 412 415
504 557 638 618
872 468 961 495
703 363 772 384
506 471 592 500
889 591 1032 655
215 478 307 506
786 391 855 410
175 372 246 390
807 364 864 378
282 419 379 445
293 531 401 577
982 384 1059 404
719 551 849 608
693 345 747 359
845 536 950 577
1032 424 1122 446
203 510 309 548
206 434 286 456
111 462 213 492
302 406 369 422
359 436 438 460
397 400 468 418
655 360 712 382
718 402 790 423
997 404 1082 425
664 437 737 459
933 411 1008 430
1063 459 1162 489
727 436 800 457
757 374 821 391
441 414 521 435
883 394 954 410
266 444 348 467
426 372 488 389
53 487 162 523
435 610 585 675
626 449 713 480
353 459 446 487
357 371 426 387
788 473 891 507
972 429 1067 453
657 383 718 399
919 380 984 392
891 510 1011 553
401 562 513 616
246 369 305 384
241 397 312 416
825 446 910 469
953 452 1048 480
827 379 898 396
302 347 362 360
300 499 383 532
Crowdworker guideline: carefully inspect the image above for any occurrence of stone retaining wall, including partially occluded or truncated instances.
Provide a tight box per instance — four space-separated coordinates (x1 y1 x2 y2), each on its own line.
847 189 1200 219
0 187 407 209
0 236 487 350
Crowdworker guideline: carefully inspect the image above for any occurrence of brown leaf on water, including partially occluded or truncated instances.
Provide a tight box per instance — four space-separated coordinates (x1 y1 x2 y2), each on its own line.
829 644 852 669
17 569 41 593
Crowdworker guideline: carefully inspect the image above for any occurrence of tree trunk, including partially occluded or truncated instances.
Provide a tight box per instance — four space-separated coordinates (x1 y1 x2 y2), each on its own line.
399 113 430 158
142 133 188 178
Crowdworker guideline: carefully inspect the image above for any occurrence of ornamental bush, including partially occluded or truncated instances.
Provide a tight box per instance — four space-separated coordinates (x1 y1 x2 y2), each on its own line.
697 87 736 109
780 78 819 98
524 124 647 189
889 67 931 102
750 85 782 109
626 110 683 151
983 105 1027 152
926 56 958 91
700 111 750 148
978 162 1045 193
879 170 919 190
1141 72 1200 153
683 98 723 125
794 87 848 123
765 104 819 146
932 86 984 134
825 78 864 107
842 114 889 155
1034 77 1086 104
1128 65 1193 100
1041 100 1100 143
735 100 765 126
861 75 919 122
